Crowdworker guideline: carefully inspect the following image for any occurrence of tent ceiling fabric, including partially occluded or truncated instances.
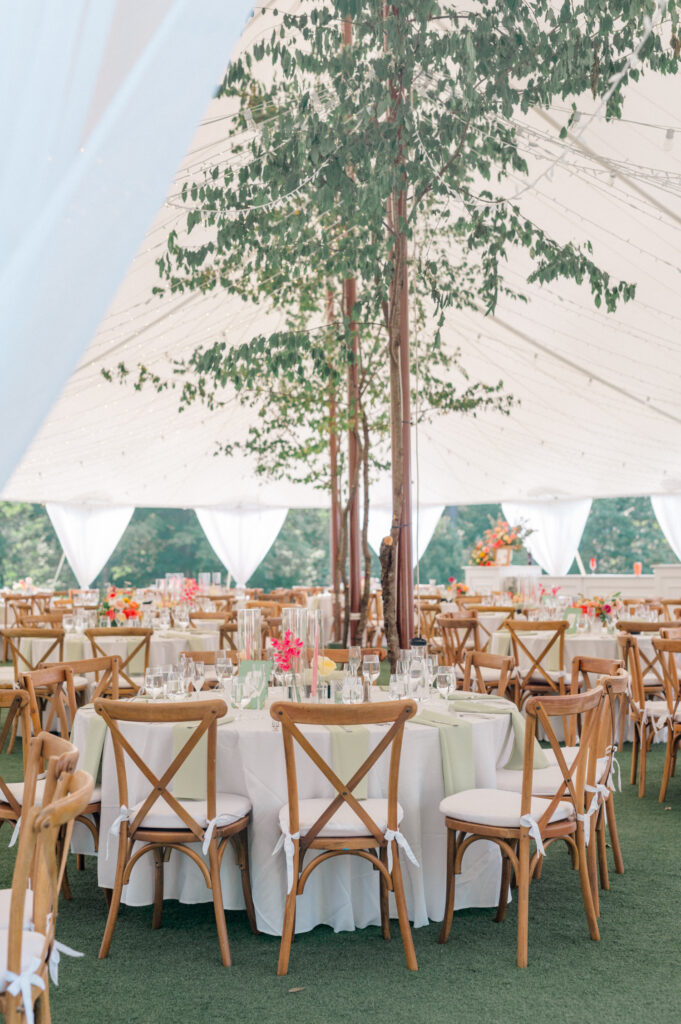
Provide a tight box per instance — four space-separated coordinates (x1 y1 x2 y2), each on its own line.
4 3 681 510
0 0 254 494
46 502 134 588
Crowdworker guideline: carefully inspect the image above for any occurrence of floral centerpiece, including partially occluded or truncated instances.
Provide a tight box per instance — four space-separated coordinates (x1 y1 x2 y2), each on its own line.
538 584 561 602
182 578 200 604
574 594 622 625
99 587 140 625
447 577 469 597
470 519 533 567
270 630 303 673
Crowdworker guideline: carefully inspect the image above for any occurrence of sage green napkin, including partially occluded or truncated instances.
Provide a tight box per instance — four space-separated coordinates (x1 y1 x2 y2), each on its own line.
490 632 511 656
447 693 550 771
413 710 474 796
326 725 369 800
238 660 270 709
125 637 147 676
172 716 234 800
77 713 107 783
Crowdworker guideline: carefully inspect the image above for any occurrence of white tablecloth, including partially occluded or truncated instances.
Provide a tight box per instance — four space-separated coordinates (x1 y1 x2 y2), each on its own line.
72 693 513 935
28 629 218 672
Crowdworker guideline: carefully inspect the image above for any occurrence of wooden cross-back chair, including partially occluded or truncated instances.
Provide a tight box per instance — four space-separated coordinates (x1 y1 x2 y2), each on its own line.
85 627 151 691
457 596 485 609
95 697 255 967
438 686 604 967
473 605 517 651
435 614 481 674
414 596 442 641
616 632 665 798
15 612 65 628
569 655 624 747
321 647 387 665
219 623 238 652
188 611 230 628
616 621 665 690
650 638 681 803
0 750 92 1024
269 698 418 976
20 666 79 741
0 691 32 840
506 620 568 707
461 650 514 700
3 628 65 684
245 600 281 617
589 670 628 901
658 598 681 621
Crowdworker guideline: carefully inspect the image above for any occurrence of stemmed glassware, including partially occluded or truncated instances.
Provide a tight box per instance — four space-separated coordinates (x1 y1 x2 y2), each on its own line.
436 666 452 700
362 653 380 692
342 671 363 704
348 646 361 676
215 654 233 698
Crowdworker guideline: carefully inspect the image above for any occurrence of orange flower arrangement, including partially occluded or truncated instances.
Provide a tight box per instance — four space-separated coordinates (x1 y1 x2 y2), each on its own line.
447 577 469 596
470 519 533 565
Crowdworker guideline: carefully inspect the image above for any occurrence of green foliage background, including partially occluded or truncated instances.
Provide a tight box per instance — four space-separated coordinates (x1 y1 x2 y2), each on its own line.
0 499 674 591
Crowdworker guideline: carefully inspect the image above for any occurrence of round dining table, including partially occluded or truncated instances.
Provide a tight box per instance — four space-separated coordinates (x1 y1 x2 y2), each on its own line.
26 628 219 674
71 691 516 936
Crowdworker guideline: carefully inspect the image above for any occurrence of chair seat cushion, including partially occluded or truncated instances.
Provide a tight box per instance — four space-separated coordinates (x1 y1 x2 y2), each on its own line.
439 788 574 828
495 756 609 796
0 781 101 808
0 887 33 927
0 667 16 685
0 929 47 989
279 798 404 839
131 792 251 831
454 665 505 684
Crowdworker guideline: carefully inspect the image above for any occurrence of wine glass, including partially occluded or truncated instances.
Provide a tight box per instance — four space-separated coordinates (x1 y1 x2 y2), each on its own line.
362 653 380 690
193 661 205 692
409 657 426 703
348 646 361 675
215 654 230 695
342 671 363 704
436 666 451 700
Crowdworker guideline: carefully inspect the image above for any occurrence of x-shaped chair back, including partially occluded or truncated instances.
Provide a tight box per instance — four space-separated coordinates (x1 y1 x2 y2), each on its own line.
245 600 281 617
435 614 480 670
321 647 386 665
414 598 442 641
3 628 64 682
94 697 226 845
506 620 568 695
16 613 65 628
616 622 665 687
651 638 681 723
270 699 416 856
595 670 629 781
0 691 32 814
188 612 230 627
219 623 238 651
85 628 151 690
523 687 604 837
20 666 78 740
462 650 513 698
659 599 681 622
39 656 122 702
473 606 516 649
569 655 624 744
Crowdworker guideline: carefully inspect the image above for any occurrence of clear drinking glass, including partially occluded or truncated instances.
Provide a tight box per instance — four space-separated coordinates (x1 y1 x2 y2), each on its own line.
348 646 361 675
436 667 451 700
362 654 380 689
193 661 205 692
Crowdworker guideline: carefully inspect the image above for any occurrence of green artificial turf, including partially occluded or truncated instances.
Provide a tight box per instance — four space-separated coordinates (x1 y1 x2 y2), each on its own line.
0 743 678 1024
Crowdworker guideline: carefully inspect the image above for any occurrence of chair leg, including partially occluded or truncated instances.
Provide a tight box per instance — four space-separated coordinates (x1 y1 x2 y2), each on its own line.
638 725 648 798
76 854 85 871
233 831 258 936
605 795 624 875
576 829 600 942
6 715 18 756
596 807 609 892
438 827 457 944
152 847 164 930
277 846 299 976
34 984 51 1024
586 826 600 918
496 850 512 923
378 845 391 940
390 843 417 970
208 841 231 967
630 726 639 786
532 855 544 880
98 839 127 959
516 835 531 968
617 697 627 752
659 735 673 803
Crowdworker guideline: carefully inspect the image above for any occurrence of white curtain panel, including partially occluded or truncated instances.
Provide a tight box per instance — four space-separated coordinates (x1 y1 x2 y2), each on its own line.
501 499 592 576
0 0 252 490
196 507 288 588
651 495 681 561
368 506 444 567
46 503 134 588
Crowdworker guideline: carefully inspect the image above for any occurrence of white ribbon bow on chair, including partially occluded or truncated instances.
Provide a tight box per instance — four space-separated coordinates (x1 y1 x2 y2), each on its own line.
202 814 239 855
48 940 84 986
272 829 300 892
519 814 545 857
107 805 131 859
5 956 45 1024
8 817 21 849
577 783 610 846
383 827 420 874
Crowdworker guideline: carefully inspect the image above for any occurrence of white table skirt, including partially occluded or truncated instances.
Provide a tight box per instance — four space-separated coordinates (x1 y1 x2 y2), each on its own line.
71 694 513 935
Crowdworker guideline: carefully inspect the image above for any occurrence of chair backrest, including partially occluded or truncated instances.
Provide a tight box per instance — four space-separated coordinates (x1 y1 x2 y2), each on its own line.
40 655 122 701
85 627 152 688
458 596 485 608
595 669 629 779
616 629 664 693
651 637 681 724
616 619 663 634
435 614 481 669
246 600 281 617
506 620 568 691
414 597 442 640
180 649 217 665
188 611 230 626
3 627 65 680
20 665 78 739
474 605 517 647
269 699 416 851
462 650 513 697
0 691 32 812
570 655 624 695
322 647 387 664
522 688 604 833
219 623 238 651
94 697 227 843
16 612 65 628
6 760 92 1020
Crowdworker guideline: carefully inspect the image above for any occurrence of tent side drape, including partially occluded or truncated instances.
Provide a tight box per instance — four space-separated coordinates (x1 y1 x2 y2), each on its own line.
46 503 134 588
501 499 592 576
0 0 252 491
651 495 681 562
368 506 444 567
196 507 288 588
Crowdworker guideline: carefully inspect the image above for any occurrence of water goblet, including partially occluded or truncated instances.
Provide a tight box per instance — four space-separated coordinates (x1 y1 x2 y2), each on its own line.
362 653 380 690
348 646 361 675
436 666 451 700
193 661 205 692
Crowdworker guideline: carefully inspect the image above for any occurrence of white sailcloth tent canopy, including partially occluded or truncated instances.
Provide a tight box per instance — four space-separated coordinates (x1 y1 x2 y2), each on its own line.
368 506 445 568
651 495 681 562
501 500 592 577
46 503 134 589
4 3 681 540
196 507 288 588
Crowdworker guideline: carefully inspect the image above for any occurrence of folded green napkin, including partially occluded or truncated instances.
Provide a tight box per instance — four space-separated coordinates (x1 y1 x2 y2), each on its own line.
171 717 234 800
447 694 549 771
326 725 369 800
414 710 474 796
490 632 511 657
76 713 107 784
238 660 270 709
